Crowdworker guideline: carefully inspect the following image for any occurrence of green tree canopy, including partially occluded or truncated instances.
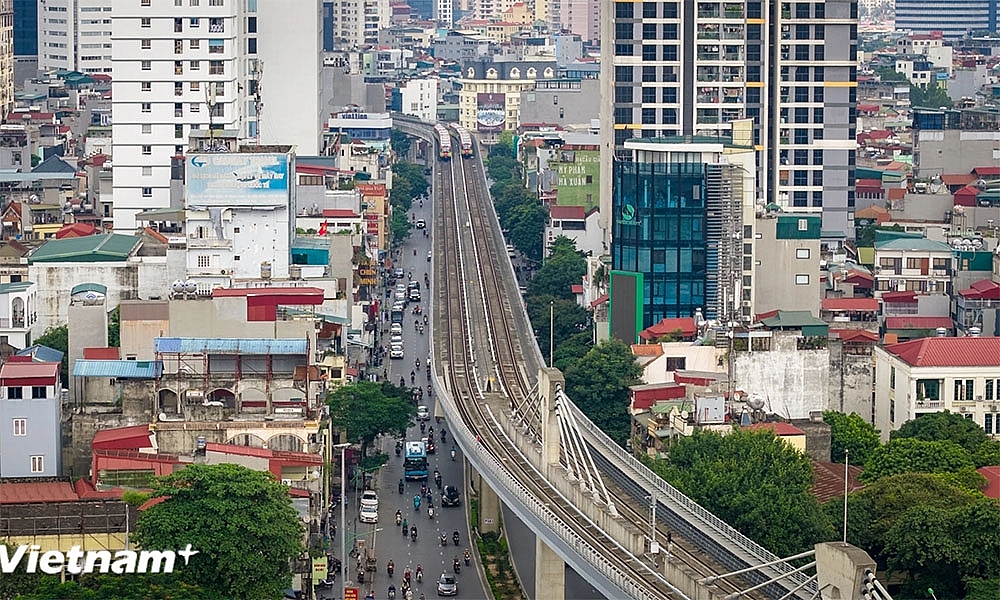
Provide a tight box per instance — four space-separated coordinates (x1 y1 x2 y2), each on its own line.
974 438 1000 467
34 324 69 387
891 410 989 453
486 155 520 183
107 307 120 348
526 295 590 365
507 201 547 261
564 339 642 446
389 208 412 246
860 437 977 483
132 464 304 600
328 381 415 457
552 331 593 372
390 129 411 157
527 243 587 300
18 574 224 600
1 541 40 599
822 411 880 464
648 429 835 556
910 79 952 109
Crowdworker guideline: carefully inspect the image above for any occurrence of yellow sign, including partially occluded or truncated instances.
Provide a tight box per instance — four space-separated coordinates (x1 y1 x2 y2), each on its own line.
312 556 328 581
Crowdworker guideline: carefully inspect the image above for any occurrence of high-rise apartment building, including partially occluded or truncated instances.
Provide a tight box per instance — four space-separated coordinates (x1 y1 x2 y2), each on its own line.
111 0 321 232
895 0 998 38
37 0 113 74
330 0 390 48
0 0 10 117
547 0 601 44
13 0 36 57
600 0 858 238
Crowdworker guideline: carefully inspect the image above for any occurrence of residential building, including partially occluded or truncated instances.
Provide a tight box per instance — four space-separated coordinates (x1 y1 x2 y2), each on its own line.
753 214 822 317
436 0 453 28
457 59 558 142
37 0 113 75
110 0 321 232
896 32 953 74
518 79 601 130
873 237 954 297
600 0 858 239
912 108 1000 179
0 0 11 116
0 358 61 477
895 0 998 39
549 0 600 44
330 0 391 47
873 337 1000 441
608 126 756 340
13 0 36 58
398 78 439 123
954 275 1000 336
527 133 601 211
0 281 38 348
431 30 494 62
545 205 602 257
324 111 392 179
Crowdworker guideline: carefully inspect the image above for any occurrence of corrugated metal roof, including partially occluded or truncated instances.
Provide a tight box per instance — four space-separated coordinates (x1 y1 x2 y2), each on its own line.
886 336 1000 367
875 237 954 252
70 282 107 295
0 481 80 504
0 361 60 381
73 359 162 378
29 234 141 263
15 344 64 363
153 337 308 354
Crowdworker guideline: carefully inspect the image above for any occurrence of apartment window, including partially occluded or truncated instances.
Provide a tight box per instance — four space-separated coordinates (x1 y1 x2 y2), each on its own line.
815 2 825 18
247 38 257 54
190 81 200 91
141 102 151 112
987 414 994 435
142 145 152 155
141 17 151 27
615 2 633 18
642 66 656 82
142 123 152 134
642 2 657 18
615 44 634 57
190 60 200 70
31 386 46 399
197 255 210 268
643 45 656 61
795 274 809 285
796 248 810 259
663 24 678 39
793 191 807 207
814 45 824 61
30 456 44 474
175 39 183 54
190 39 200 49
190 0 200 5
141 39 151 49
797 218 809 231
190 17 200 27
641 108 656 124
141 0 151 5
813 171 823 186
614 107 631 125
175 81 183 96
209 60 224 75
794 149 807 165
210 0 223 5
662 88 677 103
142 166 152 176
209 39 224 53
175 124 184 139
615 23 632 40
12 419 25 436
642 24 657 40
813 150 823 165
794 170 808 186
663 45 678 61
642 87 656 103
796 3 809 18
141 60 151 70
142 187 153 197
986 378 995 400
614 86 632 103
141 82 151 92
662 2 678 18
190 102 200 112
664 357 686 371
174 18 183 32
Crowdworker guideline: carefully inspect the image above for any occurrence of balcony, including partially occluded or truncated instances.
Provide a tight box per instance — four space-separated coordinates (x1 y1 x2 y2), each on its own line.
0 317 27 329
187 237 232 249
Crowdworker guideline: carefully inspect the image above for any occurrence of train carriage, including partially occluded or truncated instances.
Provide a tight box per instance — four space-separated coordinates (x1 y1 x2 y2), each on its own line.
449 123 474 158
434 124 452 160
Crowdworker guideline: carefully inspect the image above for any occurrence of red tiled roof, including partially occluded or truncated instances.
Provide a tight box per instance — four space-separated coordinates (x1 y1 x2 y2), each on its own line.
55 223 98 239
589 293 608 308
83 347 121 359
941 173 976 186
856 178 883 187
881 290 918 303
550 205 586 220
638 317 697 341
144 227 169 243
868 130 892 140
139 496 168 511
0 481 80 504
885 336 1000 367
0 361 60 384
321 209 360 218
829 329 880 343
980 466 1000 500
570 284 584 294
856 103 880 112
844 270 874 284
886 188 906 201
746 422 806 436
884 316 953 330
74 478 123 500
973 166 1000 176
811 461 864 503
631 344 664 357
822 297 879 312
959 278 1000 300
92 424 153 449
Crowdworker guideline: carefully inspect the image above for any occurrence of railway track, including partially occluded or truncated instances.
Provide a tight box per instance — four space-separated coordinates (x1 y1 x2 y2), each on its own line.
429 138 768 599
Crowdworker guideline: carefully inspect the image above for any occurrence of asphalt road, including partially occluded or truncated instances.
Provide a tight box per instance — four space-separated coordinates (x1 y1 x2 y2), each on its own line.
318 186 488 600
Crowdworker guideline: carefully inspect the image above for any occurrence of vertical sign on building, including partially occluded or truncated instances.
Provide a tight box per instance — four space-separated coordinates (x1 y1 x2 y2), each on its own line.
476 93 506 133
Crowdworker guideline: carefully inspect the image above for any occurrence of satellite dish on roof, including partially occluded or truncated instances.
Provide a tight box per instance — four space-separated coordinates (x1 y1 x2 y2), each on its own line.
183 281 198 294
82 292 101 305
748 394 765 410
171 280 185 293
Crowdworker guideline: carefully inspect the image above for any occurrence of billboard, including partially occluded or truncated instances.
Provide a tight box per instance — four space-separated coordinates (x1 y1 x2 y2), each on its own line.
476 93 506 133
186 153 289 207
609 270 644 344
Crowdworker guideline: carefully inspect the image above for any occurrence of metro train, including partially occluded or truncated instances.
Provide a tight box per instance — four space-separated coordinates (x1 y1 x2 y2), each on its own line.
449 123 474 158
434 124 452 160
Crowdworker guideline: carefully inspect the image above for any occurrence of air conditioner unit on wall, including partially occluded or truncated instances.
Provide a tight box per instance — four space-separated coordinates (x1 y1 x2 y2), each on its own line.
281 479 293 486
991 405 998 412
960 406 967 413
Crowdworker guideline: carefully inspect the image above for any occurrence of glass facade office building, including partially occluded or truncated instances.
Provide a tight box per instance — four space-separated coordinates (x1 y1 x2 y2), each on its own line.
612 160 716 328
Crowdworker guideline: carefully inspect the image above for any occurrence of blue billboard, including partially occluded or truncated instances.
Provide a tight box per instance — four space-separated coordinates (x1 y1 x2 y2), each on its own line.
186 153 289 206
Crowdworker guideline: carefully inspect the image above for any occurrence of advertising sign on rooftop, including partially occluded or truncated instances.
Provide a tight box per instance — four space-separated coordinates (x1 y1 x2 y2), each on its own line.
186 153 289 207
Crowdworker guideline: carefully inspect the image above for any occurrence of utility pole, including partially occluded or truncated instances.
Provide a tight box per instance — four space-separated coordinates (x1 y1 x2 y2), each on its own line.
549 299 554 368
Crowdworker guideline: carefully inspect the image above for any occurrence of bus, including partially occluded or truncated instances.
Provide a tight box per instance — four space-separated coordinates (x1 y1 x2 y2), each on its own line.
403 440 428 480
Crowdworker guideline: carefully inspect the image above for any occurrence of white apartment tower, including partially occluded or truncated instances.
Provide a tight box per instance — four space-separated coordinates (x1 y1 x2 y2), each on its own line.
436 0 453 29
111 0 320 231
38 0 114 74
331 0 390 48
0 0 11 117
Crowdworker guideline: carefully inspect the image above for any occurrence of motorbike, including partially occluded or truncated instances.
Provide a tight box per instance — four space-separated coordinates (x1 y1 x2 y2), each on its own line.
419 325 424 334
401 519 408 535
453 559 461 574
440 533 448 546
387 561 395 576
413 495 421 512
416 567 423 583
410 526 418 542
388 585 396 599
427 385 433 398
420 422 426 434
450 447 456 461
453 531 460 546
464 550 471 566
441 429 447 443
427 506 434 519
395 442 402 457
415 358 421 368
410 372 415 384
423 315 428 325
399 377 406 388
398 479 404 494
396 512 402 525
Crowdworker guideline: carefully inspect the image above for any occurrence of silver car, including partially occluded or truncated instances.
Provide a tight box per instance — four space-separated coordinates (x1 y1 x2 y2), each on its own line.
436 573 457 596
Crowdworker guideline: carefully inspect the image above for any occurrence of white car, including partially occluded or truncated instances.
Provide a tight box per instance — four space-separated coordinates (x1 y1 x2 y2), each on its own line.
390 323 403 335
416 405 430 421
361 490 378 510
359 504 378 524
416 218 426 229
390 346 404 359
390 334 403 345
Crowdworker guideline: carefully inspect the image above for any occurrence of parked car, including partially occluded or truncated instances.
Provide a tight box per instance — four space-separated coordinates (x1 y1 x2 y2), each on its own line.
361 490 378 510
359 504 378 524
390 345 404 359
390 323 403 335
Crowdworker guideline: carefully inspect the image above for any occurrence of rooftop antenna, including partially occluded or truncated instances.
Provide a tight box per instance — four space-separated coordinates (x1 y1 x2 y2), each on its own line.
253 60 264 147
204 84 220 152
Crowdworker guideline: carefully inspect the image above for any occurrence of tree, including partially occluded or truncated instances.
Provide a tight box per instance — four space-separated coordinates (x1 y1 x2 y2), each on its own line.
132 464 304 600
910 79 952 109
822 411 880 464
34 324 69 387
564 339 642 446
860 437 976 483
20 575 223 600
107 307 120 347
0 541 40 599
526 295 590 365
974 439 1000 468
327 381 415 458
527 248 587 301
891 410 989 454
390 129 411 157
647 429 836 557
507 201 547 262
390 208 412 245
552 331 593 372
486 155 520 183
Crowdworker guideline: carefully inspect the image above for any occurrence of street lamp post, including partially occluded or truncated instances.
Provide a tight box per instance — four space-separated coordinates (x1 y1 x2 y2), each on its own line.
549 299 554 368
333 442 351 600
